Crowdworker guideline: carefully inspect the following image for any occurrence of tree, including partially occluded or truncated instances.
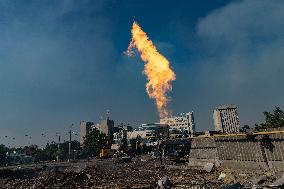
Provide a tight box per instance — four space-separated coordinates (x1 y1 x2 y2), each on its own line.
43 143 58 161
120 138 128 152
240 125 250 133
129 135 143 153
0 144 8 165
22 145 40 156
59 140 81 160
33 149 44 162
255 106 284 131
83 128 106 157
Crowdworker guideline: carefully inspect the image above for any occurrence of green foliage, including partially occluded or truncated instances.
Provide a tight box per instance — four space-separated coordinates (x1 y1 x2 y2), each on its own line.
22 145 40 156
0 144 8 165
83 128 106 157
120 138 128 152
255 106 284 131
39 140 82 161
0 140 82 164
42 143 58 161
240 125 251 133
59 140 81 160
34 148 48 162
32 140 81 162
128 135 151 154
129 135 142 150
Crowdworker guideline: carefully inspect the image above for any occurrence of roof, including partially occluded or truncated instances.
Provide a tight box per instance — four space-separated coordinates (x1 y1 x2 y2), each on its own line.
215 104 237 110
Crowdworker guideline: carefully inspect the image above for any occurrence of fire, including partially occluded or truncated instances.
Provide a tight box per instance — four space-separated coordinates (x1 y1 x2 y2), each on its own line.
126 21 176 118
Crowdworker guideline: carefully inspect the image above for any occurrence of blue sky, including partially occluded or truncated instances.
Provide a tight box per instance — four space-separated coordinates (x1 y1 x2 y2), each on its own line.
0 0 283 147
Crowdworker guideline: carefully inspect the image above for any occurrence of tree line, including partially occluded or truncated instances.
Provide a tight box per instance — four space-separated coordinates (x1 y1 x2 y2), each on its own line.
240 106 284 132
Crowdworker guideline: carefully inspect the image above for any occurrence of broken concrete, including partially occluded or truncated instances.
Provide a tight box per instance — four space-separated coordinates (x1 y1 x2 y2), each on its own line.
270 173 284 187
203 162 214 172
250 175 268 185
157 176 172 189
0 156 280 188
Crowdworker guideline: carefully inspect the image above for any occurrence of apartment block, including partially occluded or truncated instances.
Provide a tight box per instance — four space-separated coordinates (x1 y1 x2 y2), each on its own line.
213 104 240 134
160 112 195 137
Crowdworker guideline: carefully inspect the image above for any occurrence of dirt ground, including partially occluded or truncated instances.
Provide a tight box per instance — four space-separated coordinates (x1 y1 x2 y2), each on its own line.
0 156 281 189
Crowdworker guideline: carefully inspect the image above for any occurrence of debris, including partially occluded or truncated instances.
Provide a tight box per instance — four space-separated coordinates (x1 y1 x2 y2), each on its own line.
121 156 132 163
270 173 284 187
264 171 274 177
220 182 242 189
157 176 172 189
224 173 236 185
219 172 226 180
203 162 214 172
238 173 247 177
0 155 267 188
113 152 132 163
250 175 267 185
215 160 221 168
86 174 91 179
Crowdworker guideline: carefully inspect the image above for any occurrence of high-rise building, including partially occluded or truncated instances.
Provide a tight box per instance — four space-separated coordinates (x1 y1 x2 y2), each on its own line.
79 121 93 145
98 117 114 142
213 104 240 134
160 112 195 137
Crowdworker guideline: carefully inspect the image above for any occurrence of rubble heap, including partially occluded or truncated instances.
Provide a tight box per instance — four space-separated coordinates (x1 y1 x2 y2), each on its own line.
0 157 282 188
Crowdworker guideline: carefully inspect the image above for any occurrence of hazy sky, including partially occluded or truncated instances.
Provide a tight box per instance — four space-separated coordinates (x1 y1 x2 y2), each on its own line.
0 0 283 147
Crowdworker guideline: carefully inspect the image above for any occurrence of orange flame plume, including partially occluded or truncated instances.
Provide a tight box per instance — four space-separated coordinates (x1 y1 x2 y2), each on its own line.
126 21 176 118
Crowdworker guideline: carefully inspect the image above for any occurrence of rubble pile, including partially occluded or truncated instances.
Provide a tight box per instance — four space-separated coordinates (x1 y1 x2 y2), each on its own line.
0 157 283 188
0 160 161 189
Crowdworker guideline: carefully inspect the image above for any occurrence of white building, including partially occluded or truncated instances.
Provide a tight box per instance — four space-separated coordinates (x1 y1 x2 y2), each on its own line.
160 112 195 137
127 130 146 140
213 104 240 134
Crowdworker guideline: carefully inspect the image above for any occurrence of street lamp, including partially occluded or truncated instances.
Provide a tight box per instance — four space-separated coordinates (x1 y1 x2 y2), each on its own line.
68 124 74 162
56 132 60 162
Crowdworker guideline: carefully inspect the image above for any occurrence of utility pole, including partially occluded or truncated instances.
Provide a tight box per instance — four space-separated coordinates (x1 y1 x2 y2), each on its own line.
57 135 60 161
68 129 71 162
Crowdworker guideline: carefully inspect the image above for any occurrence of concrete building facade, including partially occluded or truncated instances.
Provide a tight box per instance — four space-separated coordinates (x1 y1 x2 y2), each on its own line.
213 104 240 133
98 118 114 141
79 121 93 145
160 112 195 137
127 130 146 140
140 123 170 139
113 123 133 145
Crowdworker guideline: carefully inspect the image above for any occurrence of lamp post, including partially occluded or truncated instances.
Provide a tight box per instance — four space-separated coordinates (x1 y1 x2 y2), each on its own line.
56 132 60 161
68 128 71 162
68 124 74 162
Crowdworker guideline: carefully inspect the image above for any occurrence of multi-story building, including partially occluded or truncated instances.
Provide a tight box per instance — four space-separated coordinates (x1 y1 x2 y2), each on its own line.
140 123 169 139
160 112 195 137
127 130 147 140
113 122 133 133
79 121 93 145
113 123 169 147
98 117 114 142
213 104 240 134
113 123 133 145
126 123 169 146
